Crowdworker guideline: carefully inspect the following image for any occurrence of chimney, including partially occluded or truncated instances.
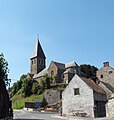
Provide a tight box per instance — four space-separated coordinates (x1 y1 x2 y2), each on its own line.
103 62 109 67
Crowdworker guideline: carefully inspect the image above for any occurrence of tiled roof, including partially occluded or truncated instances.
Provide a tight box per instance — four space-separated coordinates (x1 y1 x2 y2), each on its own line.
81 77 106 95
33 68 48 78
53 61 65 70
100 81 114 93
65 61 77 68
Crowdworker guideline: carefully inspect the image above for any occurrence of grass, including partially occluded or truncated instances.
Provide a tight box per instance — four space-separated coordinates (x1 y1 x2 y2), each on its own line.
12 89 43 109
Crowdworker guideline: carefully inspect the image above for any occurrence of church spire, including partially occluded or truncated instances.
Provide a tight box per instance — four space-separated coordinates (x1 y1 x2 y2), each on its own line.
30 38 46 74
31 39 46 59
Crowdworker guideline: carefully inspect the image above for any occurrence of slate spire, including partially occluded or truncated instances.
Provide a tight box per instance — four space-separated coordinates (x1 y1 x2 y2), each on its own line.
30 39 46 74
31 40 46 59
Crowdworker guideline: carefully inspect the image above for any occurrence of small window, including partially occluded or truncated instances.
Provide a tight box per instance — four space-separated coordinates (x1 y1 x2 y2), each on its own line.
74 88 80 95
109 71 112 74
31 60 33 65
34 59 36 64
101 74 103 78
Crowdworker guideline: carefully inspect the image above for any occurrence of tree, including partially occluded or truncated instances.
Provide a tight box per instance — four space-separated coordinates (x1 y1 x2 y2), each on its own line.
43 74 50 89
0 53 10 118
52 74 57 84
32 81 39 94
80 64 98 79
0 53 9 85
22 79 33 97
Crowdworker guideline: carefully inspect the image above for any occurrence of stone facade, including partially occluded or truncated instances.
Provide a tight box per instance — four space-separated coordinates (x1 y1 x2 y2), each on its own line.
30 40 46 74
62 74 107 118
106 96 114 117
97 62 114 87
63 62 81 83
48 61 65 83
62 75 94 117
98 81 114 117
44 89 62 105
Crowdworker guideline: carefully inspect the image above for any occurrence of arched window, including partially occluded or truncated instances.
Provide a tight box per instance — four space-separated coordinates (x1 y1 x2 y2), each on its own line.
51 70 54 76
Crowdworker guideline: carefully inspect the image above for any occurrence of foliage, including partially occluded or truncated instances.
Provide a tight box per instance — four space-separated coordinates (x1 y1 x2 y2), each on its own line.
20 74 27 81
80 64 98 79
52 74 57 84
43 74 51 89
32 81 40 94
0 53 9 86
22 79 33 97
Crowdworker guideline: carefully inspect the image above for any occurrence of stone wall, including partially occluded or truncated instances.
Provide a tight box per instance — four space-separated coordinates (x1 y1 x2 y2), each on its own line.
44 89 62 105
62 74 94 117
106 97 114 117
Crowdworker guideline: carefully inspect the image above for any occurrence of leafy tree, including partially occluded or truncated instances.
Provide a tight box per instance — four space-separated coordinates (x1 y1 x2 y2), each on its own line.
52 74 57 84
80 64 98 79
12 82 18 95
0 53 9 86
22 79 33 97
39 79 45 90
20 74 27 81
32 81 39 94
43 74 50 89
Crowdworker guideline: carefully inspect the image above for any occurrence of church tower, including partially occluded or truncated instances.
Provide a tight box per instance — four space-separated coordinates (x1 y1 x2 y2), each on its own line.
30 40 46 74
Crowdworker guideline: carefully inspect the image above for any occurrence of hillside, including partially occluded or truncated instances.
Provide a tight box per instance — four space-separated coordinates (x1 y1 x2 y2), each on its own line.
11 89 43 109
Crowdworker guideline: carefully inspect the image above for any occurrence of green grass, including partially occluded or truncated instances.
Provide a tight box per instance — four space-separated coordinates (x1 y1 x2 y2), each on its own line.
12 92 43 109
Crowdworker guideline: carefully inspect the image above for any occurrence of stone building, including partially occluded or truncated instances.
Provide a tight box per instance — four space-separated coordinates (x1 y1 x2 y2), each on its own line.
30 40 82 84
33 60 81 84
97 62 114 87
48 61 65 83
63 61 81 84
62 74 107 118
98 81 114 117
30 40 46 75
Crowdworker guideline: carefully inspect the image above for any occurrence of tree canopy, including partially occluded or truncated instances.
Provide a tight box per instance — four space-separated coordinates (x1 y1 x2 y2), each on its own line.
80 64 98 79
0 53 9 85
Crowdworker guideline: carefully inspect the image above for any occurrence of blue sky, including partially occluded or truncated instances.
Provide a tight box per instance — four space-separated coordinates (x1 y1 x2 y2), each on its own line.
0 0 114 84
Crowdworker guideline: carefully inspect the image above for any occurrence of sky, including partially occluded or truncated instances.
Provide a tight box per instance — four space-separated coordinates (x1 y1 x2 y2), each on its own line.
0 0 114 85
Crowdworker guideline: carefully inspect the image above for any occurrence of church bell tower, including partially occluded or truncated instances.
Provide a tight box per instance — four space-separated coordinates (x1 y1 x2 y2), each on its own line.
30 39 46 74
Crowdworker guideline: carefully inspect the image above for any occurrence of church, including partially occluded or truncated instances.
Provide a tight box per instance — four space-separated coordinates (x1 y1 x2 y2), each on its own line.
29 39 81 84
